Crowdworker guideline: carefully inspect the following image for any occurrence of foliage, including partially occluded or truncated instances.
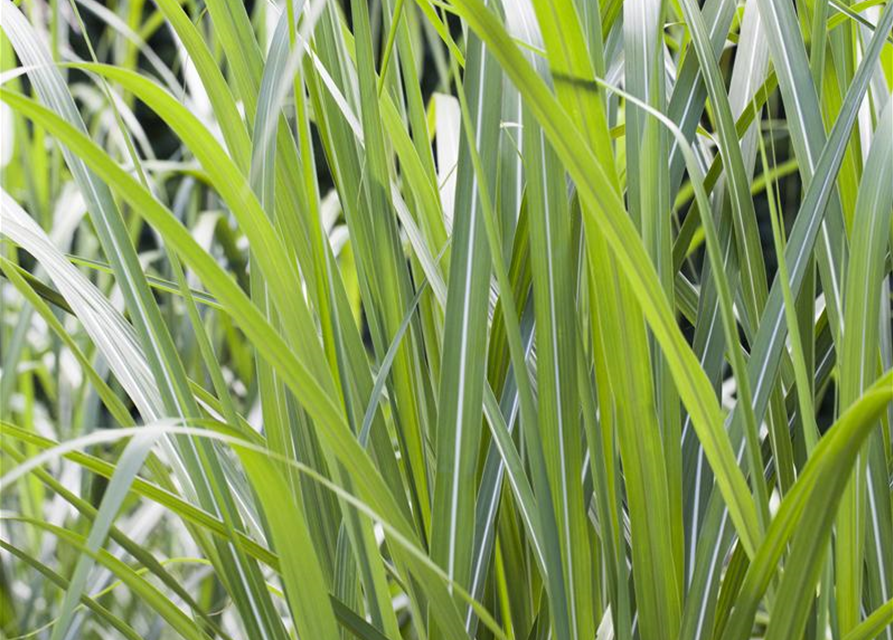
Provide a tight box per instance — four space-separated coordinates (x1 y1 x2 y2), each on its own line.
1 0 892 638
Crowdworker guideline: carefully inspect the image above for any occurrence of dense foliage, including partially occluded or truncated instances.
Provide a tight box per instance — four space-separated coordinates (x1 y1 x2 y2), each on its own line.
1 0 892 638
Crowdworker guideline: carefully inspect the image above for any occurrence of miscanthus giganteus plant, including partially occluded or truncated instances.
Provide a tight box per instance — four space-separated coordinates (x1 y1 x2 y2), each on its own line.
0 0 892 638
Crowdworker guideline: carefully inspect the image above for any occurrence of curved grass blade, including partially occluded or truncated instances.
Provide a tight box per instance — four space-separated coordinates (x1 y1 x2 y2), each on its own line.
723 370 893 640
0 539 143 640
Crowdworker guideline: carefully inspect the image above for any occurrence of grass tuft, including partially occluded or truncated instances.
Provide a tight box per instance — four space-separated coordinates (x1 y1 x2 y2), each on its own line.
1 0 892 638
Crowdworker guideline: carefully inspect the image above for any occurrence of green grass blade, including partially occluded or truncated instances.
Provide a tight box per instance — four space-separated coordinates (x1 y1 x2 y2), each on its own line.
724 370 893 640
429 23 500 615
836 94 893 640
0 539 143 640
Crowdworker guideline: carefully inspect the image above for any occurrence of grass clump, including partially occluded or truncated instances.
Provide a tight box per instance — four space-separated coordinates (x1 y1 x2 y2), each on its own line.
1 0 892 638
